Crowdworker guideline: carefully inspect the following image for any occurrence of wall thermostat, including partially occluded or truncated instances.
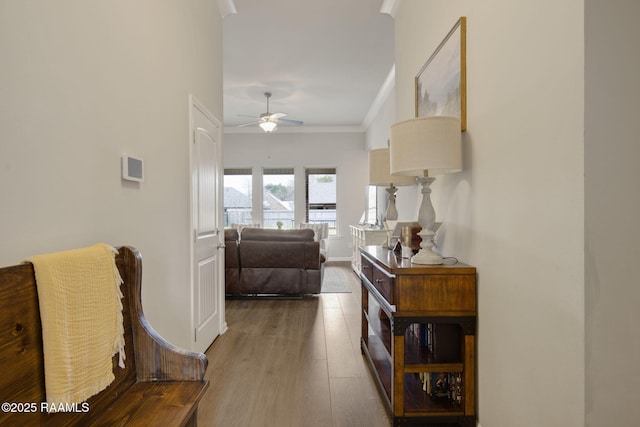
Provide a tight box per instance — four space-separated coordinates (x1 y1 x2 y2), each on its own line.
122 155 144 182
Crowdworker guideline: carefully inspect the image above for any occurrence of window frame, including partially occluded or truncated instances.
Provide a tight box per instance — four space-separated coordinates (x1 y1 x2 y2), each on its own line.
305 167 337 235
262 167 296 229
223 167 253 227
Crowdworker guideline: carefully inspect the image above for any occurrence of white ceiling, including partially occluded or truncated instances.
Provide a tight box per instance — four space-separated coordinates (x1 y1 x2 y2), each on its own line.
222 0 396 132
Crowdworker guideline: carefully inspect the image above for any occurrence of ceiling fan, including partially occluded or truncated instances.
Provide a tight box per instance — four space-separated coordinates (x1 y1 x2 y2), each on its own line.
237 92 303 132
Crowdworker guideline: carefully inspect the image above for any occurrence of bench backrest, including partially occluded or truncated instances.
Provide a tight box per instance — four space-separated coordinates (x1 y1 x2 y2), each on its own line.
0 248 138 425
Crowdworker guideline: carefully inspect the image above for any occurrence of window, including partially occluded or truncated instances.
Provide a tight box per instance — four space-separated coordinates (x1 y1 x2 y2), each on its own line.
223 168 253 227
305 168 337 235
263 168 295 229
365 185 378 226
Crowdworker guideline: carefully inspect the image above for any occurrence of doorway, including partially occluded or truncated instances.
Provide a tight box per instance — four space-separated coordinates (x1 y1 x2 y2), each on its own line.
190 95 225 352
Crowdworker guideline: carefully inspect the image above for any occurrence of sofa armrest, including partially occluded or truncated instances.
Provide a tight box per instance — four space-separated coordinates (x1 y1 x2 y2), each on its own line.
304 242 321 269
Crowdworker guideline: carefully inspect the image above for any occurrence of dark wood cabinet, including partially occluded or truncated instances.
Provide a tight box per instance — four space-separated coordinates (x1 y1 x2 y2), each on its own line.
359 246 477 426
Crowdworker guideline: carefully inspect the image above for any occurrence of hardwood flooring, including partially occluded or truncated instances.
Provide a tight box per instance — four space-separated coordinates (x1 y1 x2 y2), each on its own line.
197 263 391 427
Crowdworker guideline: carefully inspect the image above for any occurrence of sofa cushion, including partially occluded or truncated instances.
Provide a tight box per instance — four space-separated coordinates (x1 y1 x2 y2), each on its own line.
241 228 314 242
240 241 312 269
224 228 239 241
299 222 328 242
224 229 239 269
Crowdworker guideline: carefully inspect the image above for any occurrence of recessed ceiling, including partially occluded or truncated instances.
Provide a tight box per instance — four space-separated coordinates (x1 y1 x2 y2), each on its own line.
223 0 395 132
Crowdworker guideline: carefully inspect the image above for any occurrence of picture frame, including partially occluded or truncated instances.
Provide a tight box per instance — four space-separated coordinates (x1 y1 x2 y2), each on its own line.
415 17 467 131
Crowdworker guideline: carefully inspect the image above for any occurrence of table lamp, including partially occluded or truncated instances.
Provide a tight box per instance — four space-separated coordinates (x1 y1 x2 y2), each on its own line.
368 148 417 224
389 116 462 264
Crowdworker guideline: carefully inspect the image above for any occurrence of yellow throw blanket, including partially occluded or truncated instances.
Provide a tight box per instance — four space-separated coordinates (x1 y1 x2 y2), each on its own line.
28 243 125 409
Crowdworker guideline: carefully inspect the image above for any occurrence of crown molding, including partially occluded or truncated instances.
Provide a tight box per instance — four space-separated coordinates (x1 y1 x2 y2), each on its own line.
217 0 237 18
380 0 402 18
224 125 365 135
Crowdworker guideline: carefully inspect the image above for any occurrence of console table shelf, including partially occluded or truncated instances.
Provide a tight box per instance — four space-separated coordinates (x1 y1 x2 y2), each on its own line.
359 246 477 427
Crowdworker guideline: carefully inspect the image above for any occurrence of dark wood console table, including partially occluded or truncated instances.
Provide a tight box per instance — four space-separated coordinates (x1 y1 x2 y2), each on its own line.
359 246 477 426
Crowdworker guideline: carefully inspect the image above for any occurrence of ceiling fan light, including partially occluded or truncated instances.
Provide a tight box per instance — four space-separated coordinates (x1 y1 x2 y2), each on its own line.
259 121 277 132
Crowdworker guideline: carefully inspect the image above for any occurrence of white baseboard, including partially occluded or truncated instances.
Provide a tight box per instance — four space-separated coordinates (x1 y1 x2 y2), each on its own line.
326 256 352 262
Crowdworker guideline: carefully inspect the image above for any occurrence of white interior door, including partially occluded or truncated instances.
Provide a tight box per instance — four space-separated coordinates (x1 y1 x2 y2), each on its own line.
190 97 224 353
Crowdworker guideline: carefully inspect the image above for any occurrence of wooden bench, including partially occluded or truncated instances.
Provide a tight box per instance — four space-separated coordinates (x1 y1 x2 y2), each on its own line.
0 246 209 426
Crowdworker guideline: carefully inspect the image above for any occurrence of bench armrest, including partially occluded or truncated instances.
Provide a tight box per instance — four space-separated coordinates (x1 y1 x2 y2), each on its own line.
117 247 207 382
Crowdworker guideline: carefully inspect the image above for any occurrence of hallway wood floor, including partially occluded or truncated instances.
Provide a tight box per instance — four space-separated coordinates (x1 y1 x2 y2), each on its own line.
197 263 391 427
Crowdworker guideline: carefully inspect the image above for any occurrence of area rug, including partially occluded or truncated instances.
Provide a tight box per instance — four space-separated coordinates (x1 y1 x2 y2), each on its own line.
321 262 353 293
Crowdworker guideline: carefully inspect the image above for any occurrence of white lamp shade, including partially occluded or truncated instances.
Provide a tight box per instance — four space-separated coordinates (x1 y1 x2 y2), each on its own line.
368 148 417 186
389 116 462 176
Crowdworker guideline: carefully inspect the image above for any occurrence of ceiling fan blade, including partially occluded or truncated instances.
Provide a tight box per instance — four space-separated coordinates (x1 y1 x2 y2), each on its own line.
237 121 258 128
278 118 304 126
238 114 260 119
269 112 286 119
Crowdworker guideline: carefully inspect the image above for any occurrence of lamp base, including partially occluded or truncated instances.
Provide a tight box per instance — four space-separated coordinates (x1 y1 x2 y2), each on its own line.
411 249 443 265
385 184 399 221
411 227 443 265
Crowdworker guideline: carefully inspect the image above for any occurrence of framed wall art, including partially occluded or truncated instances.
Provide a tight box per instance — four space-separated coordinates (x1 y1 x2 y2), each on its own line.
415 16 467 131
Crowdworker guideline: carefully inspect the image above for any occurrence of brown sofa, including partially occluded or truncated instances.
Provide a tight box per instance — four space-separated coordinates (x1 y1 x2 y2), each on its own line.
224 228 325 296
224 229 241 294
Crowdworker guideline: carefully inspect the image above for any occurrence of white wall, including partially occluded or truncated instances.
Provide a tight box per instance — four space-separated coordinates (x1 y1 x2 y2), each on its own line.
365 79 396 152
585 1 640 425
396 2 585 426
0 0 223 350
223 131 367 260
365 85 419 222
